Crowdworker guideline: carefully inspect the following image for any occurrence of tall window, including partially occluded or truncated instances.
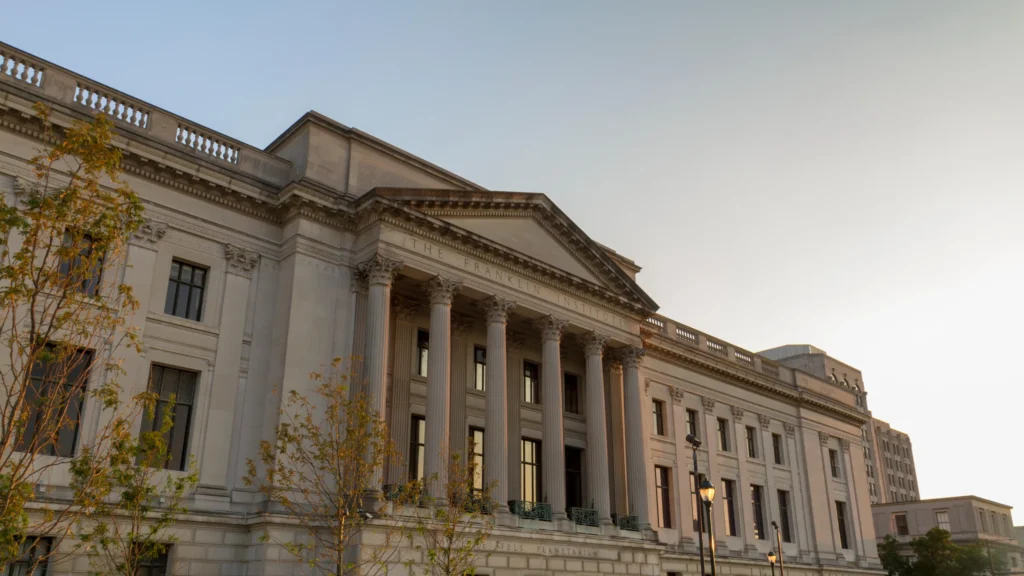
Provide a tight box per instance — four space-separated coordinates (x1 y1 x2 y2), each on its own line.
136 550 168 576
686 409 699 439
409 416 425 481
690 472 708 533
836 501 850 549
653 400 666 436
469 427 484 492
521 439 541 502
141 365 198 471
564 374 580 414
565 447 583 510
17 345 92 458
164 260 207 322
978 510 986 532
935 510 950 532
473 346 486 391
772 433 784 465
778 490 793 542
5 537 51 576
751 485 766 539
991 511 998 535
830 449 841 478
717 418 730 452
416 330 429 377
723 479 737 536
655 466 672 528
894 513 909 536
523 361 540 404
59 231 102 295
746 426 758 458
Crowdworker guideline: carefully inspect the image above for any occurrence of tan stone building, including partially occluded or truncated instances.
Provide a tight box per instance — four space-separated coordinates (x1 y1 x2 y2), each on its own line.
873 497 1022 571
0 43 884 575
759 346 919 505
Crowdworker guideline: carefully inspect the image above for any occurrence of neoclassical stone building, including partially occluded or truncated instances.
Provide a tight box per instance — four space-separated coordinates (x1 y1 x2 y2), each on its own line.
0 43 883 576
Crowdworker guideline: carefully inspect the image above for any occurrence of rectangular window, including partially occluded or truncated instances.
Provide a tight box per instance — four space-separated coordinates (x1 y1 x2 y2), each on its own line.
751 484 766 539
778 490 793 542
137 550 168 576
686 409 699 439
836 501 850 549
936 510 950 532
164 260 207 322
830 449 841 478
521 438 541 502
723 479 737 536
17 345 92 458
655 466 672 528
409 416 426 481
5 537 52 576
523 361 540 404
469 427 484 492
691 472 708 533
746 426 758 458
772 433 784 465
991 511 998 535
717 418 730 452
894 513 909 536
59 231 102 295
565 446 583 510
473 346 486 391
140 365 198 471
653 400 666 436
564 373 580 414
416 329 429 377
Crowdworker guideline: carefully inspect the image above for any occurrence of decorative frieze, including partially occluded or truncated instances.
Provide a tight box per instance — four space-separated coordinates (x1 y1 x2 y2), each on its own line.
225 244 259 278
130 218 167 247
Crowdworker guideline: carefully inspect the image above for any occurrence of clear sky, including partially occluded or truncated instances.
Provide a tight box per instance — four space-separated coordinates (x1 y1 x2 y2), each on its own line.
9 1 1024 516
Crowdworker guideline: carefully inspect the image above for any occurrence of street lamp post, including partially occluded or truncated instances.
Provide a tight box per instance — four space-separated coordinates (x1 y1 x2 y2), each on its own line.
700 479 718 576
686 434 706 576
772 520 785 576
768 551 777 576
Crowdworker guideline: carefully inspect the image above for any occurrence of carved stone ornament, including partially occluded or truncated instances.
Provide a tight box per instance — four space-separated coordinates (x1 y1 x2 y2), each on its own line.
13 175 41 200
359 254 403 286
783 422 796 438
392 296 419 322
819 431 831 446
670 387 685 404
758 414 771 431
583 332 608 357
536 315 568 342
225 244 260 278
451 314 473 338
839 438 851 453
701 397 716 414
130 219 167 247
644 378 651 393
484 296 516 323
427 275 461 305
507 332 525 354
731 405 745 420
350 267 369 295
618 346 645 369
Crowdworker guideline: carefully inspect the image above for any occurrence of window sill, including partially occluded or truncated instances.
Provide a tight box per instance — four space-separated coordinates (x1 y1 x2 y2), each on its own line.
564 412 585 423
148 312 219 335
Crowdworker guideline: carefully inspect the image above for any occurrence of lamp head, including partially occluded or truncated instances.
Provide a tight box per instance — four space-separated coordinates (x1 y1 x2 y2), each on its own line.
772 520 779 529
686 434 702 448
768 551 777 565
699 478 716 503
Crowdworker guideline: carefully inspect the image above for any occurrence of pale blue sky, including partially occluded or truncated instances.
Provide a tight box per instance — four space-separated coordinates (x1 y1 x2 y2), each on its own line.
11 1 1024 514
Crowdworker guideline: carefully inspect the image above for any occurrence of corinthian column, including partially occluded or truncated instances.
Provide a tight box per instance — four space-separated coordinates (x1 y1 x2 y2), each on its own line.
584 332 613 526
621 346 651 529
484 297 516 513
538 315 569 520
359 253 403 490
424 275 460 500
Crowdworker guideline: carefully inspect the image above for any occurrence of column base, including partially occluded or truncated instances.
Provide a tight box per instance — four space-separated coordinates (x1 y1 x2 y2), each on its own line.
495 510 519 528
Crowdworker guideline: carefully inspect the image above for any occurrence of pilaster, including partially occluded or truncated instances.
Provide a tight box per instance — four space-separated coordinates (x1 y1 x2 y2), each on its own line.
732 406 754 552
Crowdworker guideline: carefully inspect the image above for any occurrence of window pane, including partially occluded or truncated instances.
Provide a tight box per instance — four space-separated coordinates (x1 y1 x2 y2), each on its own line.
168 404 191 470
179 264 193 284
175 284 191 317
160 368 179 400
188 286 203 321
176 374 195 404
193 268 205 287
164 278 178 315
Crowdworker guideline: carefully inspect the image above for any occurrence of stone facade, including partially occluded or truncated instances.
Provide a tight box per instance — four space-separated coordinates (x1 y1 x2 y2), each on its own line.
0 42 884 576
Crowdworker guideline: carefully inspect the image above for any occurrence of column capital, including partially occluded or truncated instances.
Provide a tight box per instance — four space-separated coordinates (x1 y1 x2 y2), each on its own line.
536 315 568 342
701 397 716 414
839 438 851 452
393 296 419 322
583 331 609 357
731 405 745 420
130 218 167 248
670 387 684 404
360 254 404 286
483 296 516 323
427 275 461 305
784 422 796 438
225 244 260 278
758 414 771 431
618 346 645 368
819 431 831 446
351 267 369 295
605 357 623 372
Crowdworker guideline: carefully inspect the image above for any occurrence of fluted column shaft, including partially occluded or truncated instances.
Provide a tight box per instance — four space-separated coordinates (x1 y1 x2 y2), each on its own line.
584 333 613 526
386 300 416 485
349 269 368 397
361 255 402 489
449 318 469 459
484 297 515 512
425 276 459 499
622 346 650 529
539 316 568 520
506 334 524 501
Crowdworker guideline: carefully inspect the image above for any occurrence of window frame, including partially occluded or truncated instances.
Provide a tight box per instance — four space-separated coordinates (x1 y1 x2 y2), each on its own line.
778 489 793 542
409 415 426 482
140 364 199 471
416 329 429 378
5 537 52 576
772 433 784 465
565 446 584 510
164 259 209 322
58 231 103 295
746 426 758 459
469 426 485 492
653 399 666 436
836 501 850 549
751 484 766 539
830 449 841 478
894 512 909 536
691 472 708 533
935 510 950 532
655 465 672 529
523 361 540 404
717 418 730 452
563 373 580 415
723 479 737 536
521 438 541 503
686 409 699 439
17 345 93 458
473 346 486 391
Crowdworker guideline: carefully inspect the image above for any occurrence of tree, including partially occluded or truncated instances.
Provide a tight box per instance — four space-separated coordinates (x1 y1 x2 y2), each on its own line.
407 451 494 576
245 359 410 576
0 104 144 569
880 528 992 576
